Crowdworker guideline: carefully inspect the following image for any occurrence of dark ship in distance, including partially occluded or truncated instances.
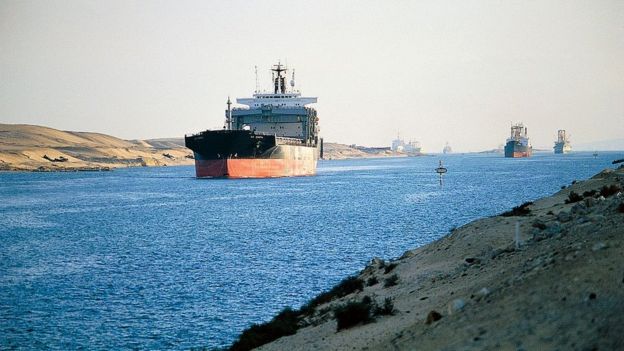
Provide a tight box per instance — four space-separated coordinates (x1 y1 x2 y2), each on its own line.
504 123 532 158
554 129 572 154
185 63 321 178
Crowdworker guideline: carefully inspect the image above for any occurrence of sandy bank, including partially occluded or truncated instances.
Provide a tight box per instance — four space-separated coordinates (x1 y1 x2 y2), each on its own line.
230 166 624 351
323 142 420 160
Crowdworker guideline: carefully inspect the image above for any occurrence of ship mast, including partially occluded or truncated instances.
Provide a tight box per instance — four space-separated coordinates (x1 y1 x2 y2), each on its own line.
254 66 259 93
226 96 232 130
271 62 287 94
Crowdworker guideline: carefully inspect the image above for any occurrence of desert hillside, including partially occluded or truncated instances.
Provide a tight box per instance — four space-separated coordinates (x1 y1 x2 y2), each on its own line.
230 166 624 351
0 124 193 171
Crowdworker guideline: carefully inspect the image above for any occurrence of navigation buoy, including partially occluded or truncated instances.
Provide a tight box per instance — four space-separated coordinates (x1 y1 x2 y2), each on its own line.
435 160 447 186
435 160 447 175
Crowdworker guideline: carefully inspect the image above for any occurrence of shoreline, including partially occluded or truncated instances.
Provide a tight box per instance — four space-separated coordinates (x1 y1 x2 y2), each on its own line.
227 165 624 351
2 151 620 173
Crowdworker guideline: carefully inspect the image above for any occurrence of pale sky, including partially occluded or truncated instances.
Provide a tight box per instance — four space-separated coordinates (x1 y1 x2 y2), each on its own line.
1 0 623 151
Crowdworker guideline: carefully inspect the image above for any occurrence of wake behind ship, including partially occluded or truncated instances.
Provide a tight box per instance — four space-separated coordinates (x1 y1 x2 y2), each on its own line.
185 63 321 178
504 123 532 158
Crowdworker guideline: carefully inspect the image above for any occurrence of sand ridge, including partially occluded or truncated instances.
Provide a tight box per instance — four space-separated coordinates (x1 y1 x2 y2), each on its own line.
0 123 193 171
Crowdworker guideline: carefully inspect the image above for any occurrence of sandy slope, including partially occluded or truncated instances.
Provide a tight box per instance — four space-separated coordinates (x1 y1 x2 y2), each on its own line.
254 166 624 351
0 123 193 171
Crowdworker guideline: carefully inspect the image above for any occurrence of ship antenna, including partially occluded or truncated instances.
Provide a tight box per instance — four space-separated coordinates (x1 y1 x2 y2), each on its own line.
290 69 296 92
226 96 232 130
254 65 259 93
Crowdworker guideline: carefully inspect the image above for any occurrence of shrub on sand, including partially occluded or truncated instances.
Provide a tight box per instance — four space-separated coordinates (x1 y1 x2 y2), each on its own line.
334 298 373 331
384 274 399 288
501 201 533 217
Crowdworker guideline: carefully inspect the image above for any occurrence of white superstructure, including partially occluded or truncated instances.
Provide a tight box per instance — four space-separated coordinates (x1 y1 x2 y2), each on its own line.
506 123 531 148
236 63 317 109
226 62 320 142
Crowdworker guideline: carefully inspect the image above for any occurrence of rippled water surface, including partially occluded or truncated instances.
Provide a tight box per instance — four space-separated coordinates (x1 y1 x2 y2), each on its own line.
0 152 620 349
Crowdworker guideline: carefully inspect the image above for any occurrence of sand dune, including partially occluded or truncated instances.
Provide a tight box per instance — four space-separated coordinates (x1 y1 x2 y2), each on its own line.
0 123 193 171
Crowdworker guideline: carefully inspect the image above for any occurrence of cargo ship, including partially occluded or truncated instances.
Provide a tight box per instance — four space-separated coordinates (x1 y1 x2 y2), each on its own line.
185 63 321 178
553 129 572 154
504 123 532 158
391 134 422 155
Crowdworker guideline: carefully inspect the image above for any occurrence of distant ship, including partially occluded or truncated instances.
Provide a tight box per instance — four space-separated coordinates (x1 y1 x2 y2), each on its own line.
442 142 452 154
553 129 572 154
391 134 422 155
185 63 321 178
504 123 532 158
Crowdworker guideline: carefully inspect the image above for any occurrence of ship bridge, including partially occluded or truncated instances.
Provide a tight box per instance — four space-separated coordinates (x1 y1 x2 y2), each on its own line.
236 62 317 108
225 62 319 143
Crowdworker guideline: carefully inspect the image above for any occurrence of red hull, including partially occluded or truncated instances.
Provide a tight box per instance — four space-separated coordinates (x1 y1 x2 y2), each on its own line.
194 158 317 178
510 151 531 158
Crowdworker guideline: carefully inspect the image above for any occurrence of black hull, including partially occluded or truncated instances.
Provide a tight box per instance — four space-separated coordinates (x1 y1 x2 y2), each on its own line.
185 130 280 159
184 130 318 178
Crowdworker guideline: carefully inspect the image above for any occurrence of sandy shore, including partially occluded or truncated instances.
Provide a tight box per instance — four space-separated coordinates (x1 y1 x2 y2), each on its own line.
323 142 416 160
230 166 624 351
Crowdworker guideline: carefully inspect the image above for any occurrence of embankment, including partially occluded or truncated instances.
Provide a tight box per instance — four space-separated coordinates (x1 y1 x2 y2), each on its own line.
230 166 624 351
323 142 416 160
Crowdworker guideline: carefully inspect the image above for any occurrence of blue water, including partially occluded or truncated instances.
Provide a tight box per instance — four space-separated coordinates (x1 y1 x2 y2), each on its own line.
0 152 620 350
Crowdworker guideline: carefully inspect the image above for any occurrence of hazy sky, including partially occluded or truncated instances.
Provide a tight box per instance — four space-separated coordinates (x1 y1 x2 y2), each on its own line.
1 0 623 151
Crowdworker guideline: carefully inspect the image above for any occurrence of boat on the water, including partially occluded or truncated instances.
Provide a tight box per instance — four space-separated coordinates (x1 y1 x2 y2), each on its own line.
504 123 532 158
185 63 321 178
391 134 422 155
553 129 572 154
